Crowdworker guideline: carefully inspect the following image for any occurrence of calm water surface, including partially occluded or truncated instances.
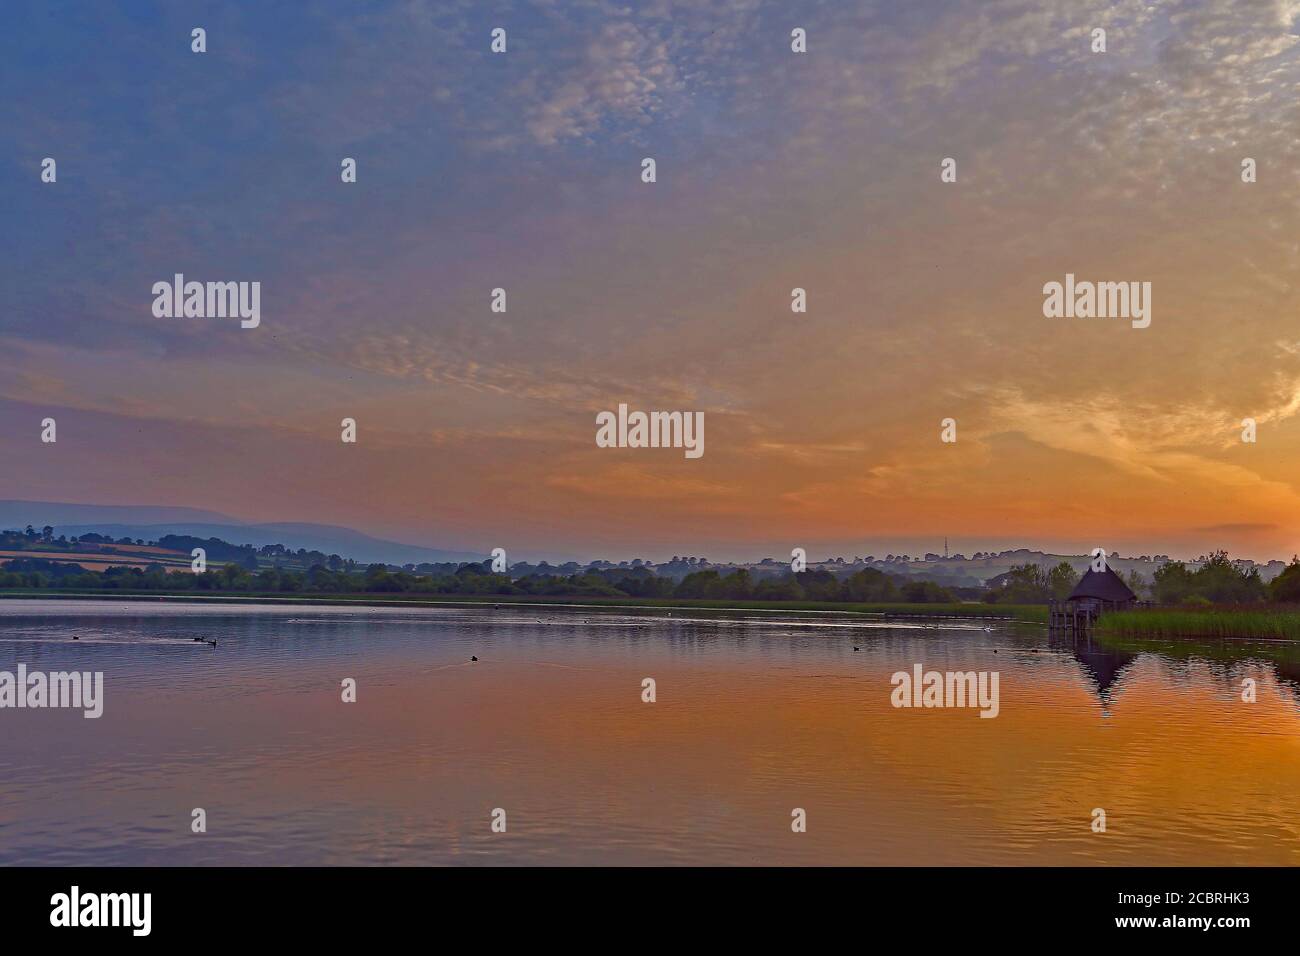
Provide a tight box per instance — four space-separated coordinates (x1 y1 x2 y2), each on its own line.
1 599 1298 865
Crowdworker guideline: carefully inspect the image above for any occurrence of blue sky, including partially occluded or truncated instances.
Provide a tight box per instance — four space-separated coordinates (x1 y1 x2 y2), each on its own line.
4 1 1300 561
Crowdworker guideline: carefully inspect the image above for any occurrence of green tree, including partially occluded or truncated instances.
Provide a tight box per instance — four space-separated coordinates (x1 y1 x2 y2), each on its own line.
1191 551 1266 604
1270 558 1300 603
718 568 754 599
901 580 955 603
675 570 722 598
1153 561 1195 604
841 568 899 602
1123 569 1147 600
995 564 1053 603
754 576 805 601
1047 561 1079 600
793 568 840 601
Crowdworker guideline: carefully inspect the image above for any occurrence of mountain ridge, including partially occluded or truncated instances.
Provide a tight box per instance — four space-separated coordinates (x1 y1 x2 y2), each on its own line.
0 500 481 565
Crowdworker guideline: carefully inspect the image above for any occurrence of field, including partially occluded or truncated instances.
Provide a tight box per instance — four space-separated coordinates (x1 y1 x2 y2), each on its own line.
0 544 193 572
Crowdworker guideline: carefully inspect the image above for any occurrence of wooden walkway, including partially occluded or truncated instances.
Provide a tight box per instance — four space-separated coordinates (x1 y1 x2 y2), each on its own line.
1048 600 1096 633
1048 600 1150 633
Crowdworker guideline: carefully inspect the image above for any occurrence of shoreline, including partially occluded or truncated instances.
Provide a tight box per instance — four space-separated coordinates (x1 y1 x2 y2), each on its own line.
0 589 1047 621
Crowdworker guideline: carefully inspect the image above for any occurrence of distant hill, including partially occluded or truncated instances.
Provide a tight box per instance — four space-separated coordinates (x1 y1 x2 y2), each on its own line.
0 499 238 527
0 500 481 566
53 523 482 566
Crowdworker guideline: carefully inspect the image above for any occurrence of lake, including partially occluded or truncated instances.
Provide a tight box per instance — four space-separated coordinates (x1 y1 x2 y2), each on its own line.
1 599 1297 865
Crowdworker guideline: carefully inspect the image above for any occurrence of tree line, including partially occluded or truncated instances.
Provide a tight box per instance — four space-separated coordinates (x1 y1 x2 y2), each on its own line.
4 546 1299 607
986 552 1300 606
0 560 961 603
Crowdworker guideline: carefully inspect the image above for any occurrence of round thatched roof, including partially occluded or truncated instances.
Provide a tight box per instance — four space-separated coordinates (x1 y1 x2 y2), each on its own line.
1067 566 1137 602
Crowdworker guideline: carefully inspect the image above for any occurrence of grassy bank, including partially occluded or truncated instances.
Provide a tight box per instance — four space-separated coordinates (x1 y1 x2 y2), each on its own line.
1098 607 1300 641
0 589 1049 621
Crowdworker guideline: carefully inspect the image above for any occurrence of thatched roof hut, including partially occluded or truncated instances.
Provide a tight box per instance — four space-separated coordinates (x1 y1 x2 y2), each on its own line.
1067 566 1137 606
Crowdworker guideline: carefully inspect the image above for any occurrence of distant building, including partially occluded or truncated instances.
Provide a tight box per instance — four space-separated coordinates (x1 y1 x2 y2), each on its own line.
984 570 1015 589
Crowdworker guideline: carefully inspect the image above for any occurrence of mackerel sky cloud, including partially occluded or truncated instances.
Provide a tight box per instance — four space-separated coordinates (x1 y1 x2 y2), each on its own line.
3 0 1300 560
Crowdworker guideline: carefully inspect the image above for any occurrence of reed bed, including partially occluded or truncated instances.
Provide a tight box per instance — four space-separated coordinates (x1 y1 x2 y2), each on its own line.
1098 607 1300 641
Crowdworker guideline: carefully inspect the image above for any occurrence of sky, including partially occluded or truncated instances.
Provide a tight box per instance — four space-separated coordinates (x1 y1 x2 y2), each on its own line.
3 0 1300 563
